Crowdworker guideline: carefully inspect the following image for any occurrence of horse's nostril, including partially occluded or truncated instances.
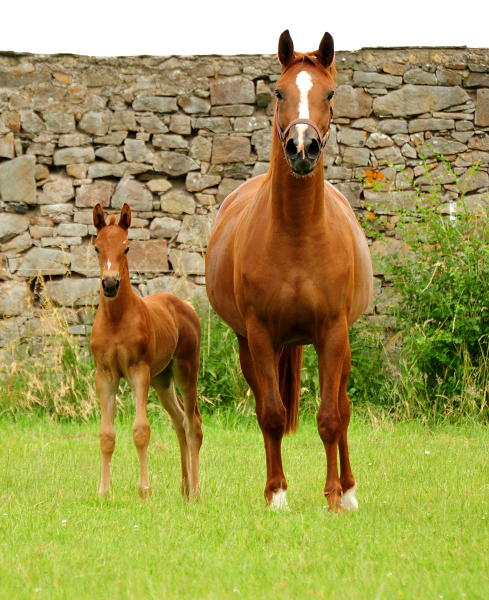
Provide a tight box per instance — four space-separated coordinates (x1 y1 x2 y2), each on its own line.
307 138 321 160
285 138 298 159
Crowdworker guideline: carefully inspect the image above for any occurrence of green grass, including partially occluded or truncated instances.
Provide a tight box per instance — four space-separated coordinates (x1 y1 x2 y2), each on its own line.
1 414 488 599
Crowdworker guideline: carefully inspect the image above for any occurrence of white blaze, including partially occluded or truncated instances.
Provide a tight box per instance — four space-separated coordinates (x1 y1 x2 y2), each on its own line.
295 71 313 153
107 260 111 271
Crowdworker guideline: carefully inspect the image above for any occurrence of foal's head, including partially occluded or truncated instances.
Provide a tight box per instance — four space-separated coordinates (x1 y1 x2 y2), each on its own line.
275 30 336 176
93 203 131 298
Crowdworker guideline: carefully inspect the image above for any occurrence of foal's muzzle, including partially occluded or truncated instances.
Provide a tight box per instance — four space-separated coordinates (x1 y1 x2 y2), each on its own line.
285 125 322 176
102 274 120 298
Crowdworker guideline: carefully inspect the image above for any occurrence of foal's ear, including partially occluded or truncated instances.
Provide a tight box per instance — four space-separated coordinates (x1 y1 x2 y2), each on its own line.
118 203 131 230
317 32 334 69
278 30 295 68
93 204 106 231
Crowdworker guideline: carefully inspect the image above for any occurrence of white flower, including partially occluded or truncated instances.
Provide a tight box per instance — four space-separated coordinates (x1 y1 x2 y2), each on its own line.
425 450 430 455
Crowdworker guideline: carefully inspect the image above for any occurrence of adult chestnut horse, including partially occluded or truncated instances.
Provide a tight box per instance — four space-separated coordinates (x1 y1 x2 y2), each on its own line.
90 203 203 500
206 31 372 511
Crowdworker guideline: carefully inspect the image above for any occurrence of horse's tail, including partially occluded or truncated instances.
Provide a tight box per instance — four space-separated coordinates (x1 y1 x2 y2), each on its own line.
278 346 304 435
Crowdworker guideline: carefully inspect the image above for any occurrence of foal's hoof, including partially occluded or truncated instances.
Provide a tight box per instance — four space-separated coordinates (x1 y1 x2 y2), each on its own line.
269 489 290 511
139 485 152 499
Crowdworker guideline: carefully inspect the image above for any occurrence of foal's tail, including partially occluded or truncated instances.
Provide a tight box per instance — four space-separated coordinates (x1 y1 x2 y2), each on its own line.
278 346 304 435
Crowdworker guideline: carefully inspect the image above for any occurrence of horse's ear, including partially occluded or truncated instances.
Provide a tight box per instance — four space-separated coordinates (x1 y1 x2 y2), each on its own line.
118 203 131 230
93 204 106 232
278 30 295 67
317 32 334 68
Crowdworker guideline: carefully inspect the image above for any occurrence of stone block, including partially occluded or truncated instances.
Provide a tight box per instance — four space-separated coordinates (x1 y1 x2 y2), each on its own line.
365 133 394 148
0 281 31 316
341 146 370 167
0 133 15 159
468 133 489 151
149 217 181 239
0 156 36 204
41 236 81 248
333 86 373 119
374 145 405 165
176 214 214 248
192 117 232 134
45 277 99 307
43 108 75 133
54 147 95 165
88 163 127 178
211 105 255 117
419 138 468 158
373 85 469 117
170 115 191 135
210 76 256 105
338 128 367 147
1 231 32 256
75 180 115 208
353 71 402 89
256 80 273 107
58 133 92 147
95 146 124 163
38 177 74 205
147 275 207 307
189 136 212 162
16 247 70 277
403 68 437 85
19 110 44 133
177 96 211 114
334 182 363 208
408 118 455 133
465 73 489 87
185 173 221 192
363 190 416 213
160 189 195 214
123 139 150 162
57 223 88 237
377 119 408 135
110 110 137 131
78 111 112 136
111 179 153 211
475 89 489 127
71 244 99 276
40 203 74 223
153 152 199 177
252 162 269 177
30 225 54 240
94 131 128 145
132 96 177 113
152 134 188 150
216 178 245 203
168 249 205 275
129 240 169 273
147 179 172 193
212 136 251 164
234 116 269 133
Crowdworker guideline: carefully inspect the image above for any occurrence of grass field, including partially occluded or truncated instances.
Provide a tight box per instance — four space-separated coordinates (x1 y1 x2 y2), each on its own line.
1 413 488 600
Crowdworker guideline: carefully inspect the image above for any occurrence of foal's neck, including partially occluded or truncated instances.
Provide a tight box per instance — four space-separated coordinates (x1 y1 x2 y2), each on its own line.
99 262 136 323
270 151 326 231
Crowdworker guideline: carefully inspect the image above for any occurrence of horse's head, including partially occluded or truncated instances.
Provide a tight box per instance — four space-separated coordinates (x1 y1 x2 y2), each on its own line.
275 30 335 177
93 203 131 298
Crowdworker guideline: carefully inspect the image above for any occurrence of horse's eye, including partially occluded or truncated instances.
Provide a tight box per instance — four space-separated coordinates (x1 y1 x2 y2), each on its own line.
327 91 335 101
124 247 130 254
94 246 100 254
275 89 283 101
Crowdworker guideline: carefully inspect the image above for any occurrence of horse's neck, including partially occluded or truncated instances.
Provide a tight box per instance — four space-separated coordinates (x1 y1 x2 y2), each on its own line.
99 265 136 323
270 152 326 232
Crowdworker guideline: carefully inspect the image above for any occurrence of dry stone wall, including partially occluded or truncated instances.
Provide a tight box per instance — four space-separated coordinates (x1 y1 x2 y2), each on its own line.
1 46 489 346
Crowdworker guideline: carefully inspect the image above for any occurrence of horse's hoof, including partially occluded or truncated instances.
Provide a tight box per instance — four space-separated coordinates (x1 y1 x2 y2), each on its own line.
139 486 152 499
269 489 290 511
341 485 359 511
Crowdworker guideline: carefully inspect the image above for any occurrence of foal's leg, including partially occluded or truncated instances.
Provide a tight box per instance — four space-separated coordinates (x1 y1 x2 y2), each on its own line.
315 320 349 511
242 326 288 508
338 347 358 510
151 369 191 497
95 369 119 498
128 367 152 498
172 356 203 501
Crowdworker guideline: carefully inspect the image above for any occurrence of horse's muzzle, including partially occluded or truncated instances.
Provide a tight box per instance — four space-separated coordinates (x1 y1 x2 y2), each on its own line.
102 274 120 298
284 126 322 176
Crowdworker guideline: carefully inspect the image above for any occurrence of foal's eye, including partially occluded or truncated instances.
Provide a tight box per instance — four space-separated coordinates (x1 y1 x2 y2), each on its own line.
124 247 130 254
327 91 335 101
275 89 283 101
94 246 100 254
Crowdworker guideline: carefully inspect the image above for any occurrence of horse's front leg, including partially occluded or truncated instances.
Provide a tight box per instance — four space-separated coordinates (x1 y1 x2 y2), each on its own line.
95 368 119 499
338 346 358 510
128 366 152 499
244 326 288 509
315 319 350 512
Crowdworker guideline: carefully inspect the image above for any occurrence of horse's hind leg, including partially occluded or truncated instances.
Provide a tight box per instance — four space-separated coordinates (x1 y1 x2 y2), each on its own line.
151 370 191 497
172 356 203 501
129 367 152 499
315 320 349 512
95 369 119 499
338 346 358 510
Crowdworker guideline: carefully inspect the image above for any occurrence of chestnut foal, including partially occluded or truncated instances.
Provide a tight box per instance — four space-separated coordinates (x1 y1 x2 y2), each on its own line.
90 203 203 500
